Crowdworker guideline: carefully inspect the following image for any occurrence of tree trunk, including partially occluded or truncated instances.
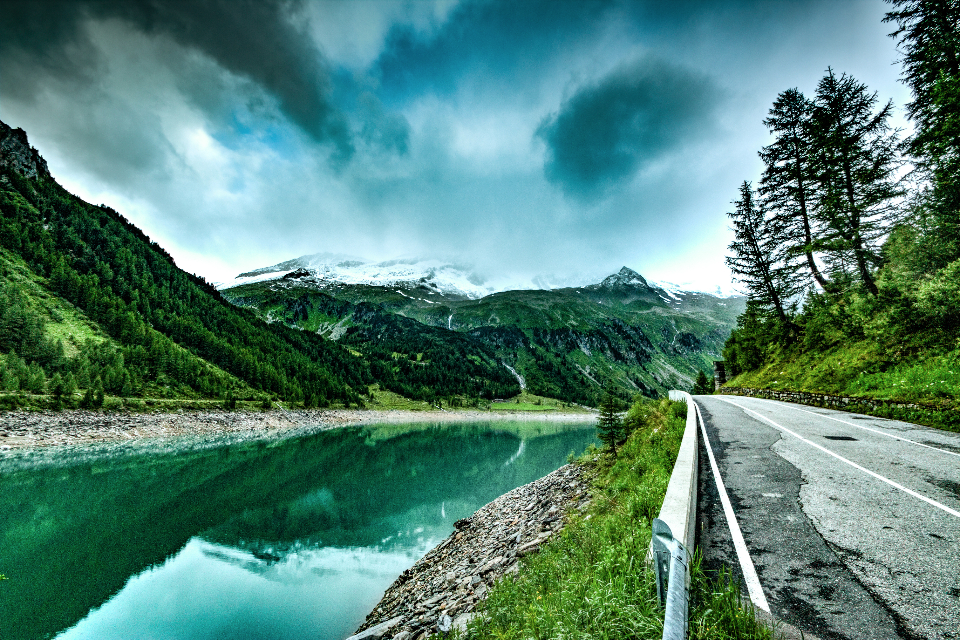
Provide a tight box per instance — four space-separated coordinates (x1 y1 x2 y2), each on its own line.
842 158 879 295
794 148 830 289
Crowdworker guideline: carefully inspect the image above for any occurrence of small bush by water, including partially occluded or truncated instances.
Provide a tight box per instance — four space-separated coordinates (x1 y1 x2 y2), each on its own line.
461 398 775 639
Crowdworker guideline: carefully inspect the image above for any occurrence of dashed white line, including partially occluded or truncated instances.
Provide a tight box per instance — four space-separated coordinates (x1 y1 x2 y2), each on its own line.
719 398 960 518
693 400 770 612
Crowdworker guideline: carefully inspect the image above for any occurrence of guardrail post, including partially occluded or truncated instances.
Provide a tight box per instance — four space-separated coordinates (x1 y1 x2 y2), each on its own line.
652 518 689 640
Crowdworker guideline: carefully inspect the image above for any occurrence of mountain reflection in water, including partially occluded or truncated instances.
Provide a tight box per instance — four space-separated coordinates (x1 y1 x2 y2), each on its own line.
0 420 596 640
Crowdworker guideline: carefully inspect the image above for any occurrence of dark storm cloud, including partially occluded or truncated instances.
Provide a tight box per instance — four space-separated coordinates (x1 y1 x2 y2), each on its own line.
374 0 616 100
0 0 353 162
536 57 720 195
372 0 837 103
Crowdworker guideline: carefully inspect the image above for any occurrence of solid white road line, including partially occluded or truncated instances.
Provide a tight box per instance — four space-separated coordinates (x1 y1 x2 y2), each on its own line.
759 399 960 459
720 398 960 519
693 400 770 612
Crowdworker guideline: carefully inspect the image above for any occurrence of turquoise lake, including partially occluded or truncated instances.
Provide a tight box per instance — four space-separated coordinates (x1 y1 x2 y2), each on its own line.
0 420 597 640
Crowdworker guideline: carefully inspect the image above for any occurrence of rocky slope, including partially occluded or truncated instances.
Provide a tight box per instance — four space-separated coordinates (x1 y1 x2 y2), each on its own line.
349 463 592 640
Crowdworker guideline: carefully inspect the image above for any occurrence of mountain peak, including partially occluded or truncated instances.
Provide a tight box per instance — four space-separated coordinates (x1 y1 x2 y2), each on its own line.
600 266 649 289
0 119 49 181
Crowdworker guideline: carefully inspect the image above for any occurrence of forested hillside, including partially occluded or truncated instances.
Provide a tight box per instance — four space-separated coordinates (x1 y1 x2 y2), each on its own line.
223 267 743 405
0 121 518 409
721 0 960 427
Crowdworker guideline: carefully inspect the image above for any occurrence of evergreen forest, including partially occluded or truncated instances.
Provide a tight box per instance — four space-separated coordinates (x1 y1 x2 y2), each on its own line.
0 132 519 410
722 0 960 428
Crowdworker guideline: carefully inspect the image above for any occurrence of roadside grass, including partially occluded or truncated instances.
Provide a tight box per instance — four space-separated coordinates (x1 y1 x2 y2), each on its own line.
726 341 960 431
846 348 960 402
462 398 775 640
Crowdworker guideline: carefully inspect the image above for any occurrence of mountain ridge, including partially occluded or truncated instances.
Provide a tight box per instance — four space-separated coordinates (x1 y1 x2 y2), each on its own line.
221 261 745 402
220 253 738 300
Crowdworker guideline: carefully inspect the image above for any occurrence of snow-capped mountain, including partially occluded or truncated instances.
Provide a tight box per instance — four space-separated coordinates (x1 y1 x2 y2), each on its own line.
650 278 741 299
217 254 739 300
598 266 652 289
218 253 495 298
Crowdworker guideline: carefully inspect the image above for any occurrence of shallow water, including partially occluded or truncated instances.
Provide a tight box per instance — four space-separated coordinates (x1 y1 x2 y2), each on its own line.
0 420 596 640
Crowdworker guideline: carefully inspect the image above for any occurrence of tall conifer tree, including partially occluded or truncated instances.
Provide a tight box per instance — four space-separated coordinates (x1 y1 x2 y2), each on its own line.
810 69 903 295
885 0 960 262
596 385 624 456
760 88 830 290
726 181 801 325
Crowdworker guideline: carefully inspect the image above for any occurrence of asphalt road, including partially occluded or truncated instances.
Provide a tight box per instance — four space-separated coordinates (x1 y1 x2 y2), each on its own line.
694 395 960 640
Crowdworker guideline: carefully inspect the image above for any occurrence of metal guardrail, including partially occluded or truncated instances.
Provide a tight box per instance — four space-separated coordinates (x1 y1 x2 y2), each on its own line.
652 518 689 640
652 390 700 640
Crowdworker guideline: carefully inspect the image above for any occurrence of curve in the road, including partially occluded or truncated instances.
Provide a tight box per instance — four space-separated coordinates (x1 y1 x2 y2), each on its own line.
764 401 960 458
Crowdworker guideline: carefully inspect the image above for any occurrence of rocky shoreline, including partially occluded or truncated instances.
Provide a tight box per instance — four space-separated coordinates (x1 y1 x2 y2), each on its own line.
350 463 593 640
0 407 594 450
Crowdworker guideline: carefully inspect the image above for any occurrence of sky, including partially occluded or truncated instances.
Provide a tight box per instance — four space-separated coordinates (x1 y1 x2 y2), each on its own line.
0 0 911 293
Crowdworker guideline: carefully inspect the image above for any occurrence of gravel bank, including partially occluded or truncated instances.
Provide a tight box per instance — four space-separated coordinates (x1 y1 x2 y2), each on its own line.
350 463 592 640
0 408 594 450
0 408 594 470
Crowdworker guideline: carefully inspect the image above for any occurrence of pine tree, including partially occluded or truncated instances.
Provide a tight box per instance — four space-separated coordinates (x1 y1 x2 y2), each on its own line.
810 69 904 294
726 181 803 325
885 0 960 263
596 385 624 455
692 370 711 395
93 377 104 408
760 88 831 290
49 373 65 409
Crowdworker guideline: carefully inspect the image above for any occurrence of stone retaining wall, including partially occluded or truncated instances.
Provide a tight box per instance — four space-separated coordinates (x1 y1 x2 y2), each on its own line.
349 463 592 640
717 386 960 432
718 386 924 411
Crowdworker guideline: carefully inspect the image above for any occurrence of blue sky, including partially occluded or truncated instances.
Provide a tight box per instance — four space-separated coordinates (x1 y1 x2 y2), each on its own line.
0 0 911 292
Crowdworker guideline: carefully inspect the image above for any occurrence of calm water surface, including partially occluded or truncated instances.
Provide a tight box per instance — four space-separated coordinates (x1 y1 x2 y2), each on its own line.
0 420 596 640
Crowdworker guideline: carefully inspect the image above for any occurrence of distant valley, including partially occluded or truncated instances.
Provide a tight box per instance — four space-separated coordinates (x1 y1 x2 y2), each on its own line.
221 257 745 404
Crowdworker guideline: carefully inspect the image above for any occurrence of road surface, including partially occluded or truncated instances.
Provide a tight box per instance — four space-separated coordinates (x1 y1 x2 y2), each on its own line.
694 395 959 640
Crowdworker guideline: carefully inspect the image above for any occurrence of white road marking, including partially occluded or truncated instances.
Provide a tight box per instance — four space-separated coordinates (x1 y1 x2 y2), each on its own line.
751 398 960 459
720 398 960 518
693 400 770 612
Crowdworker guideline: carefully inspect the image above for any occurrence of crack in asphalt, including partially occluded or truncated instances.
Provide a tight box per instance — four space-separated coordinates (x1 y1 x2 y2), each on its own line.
823 539 928 640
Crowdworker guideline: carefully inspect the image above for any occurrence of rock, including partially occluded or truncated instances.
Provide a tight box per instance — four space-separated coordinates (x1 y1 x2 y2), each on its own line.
345 616 404 640
479 556 503 574
516 540 541 557
452 612 476 632
437 614 453 633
